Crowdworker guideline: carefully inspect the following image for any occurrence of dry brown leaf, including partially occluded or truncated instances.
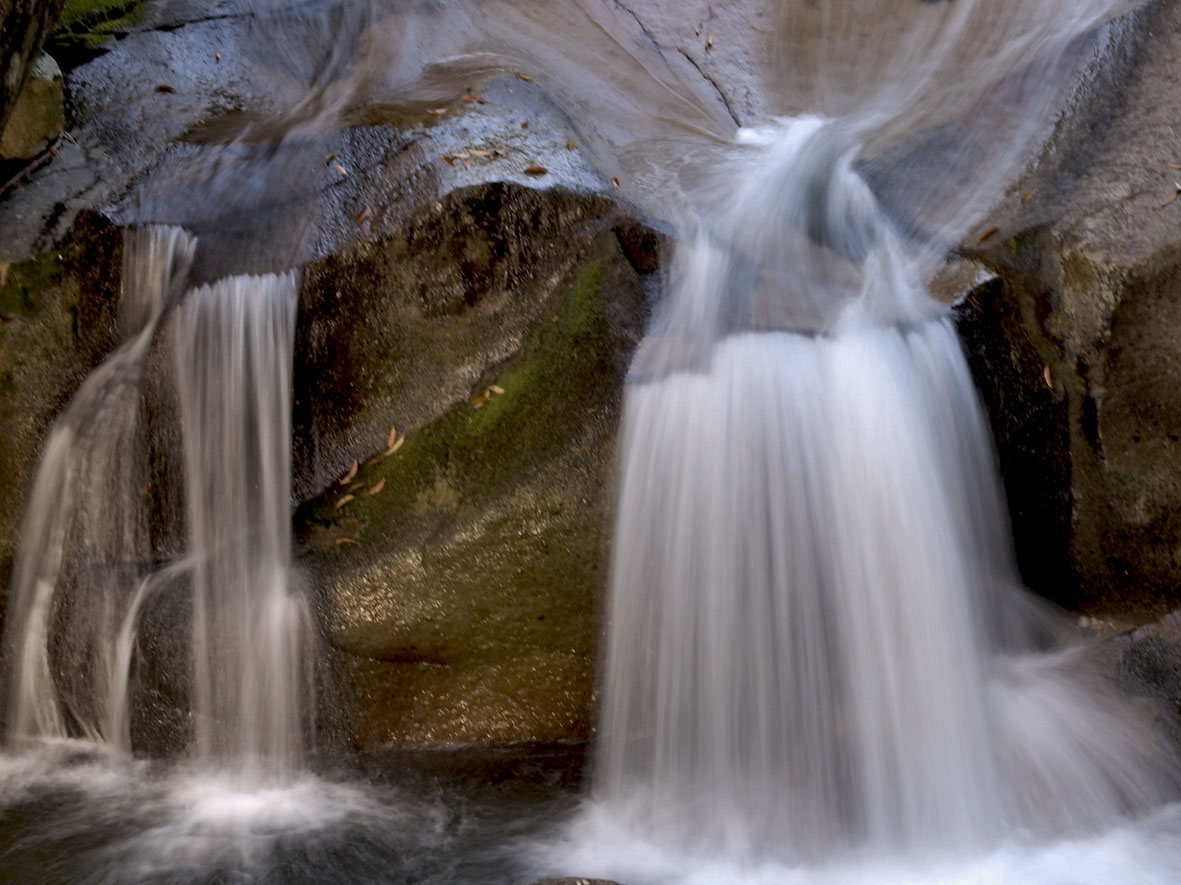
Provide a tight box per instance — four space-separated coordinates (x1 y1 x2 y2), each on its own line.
442 155 454 166
978 225 999 242
334 164 348 177
524 165 548 176
341 460 359 484
612 177 621 188
515 71 534 82
155 84 176 93
1043 365 1053 390
387 424 398 448
521 121 529 130
355 205 371 225
333 537 360 546
385 436 406 457
1021 190 1036 203
427 108 447 116
489 384 505 395
566 140 577 150
369 478 386 496
462 94 485 104
706 33 713 50
334 494 355 510
1169 163 1181 171
468 149 490 157
324 152 337 165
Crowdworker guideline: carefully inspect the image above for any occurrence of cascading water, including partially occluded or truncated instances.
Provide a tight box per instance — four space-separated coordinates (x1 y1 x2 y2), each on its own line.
2 227 311 778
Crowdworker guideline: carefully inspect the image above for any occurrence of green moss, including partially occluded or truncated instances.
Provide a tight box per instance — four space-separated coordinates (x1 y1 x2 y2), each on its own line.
0 252 64 319
53 0 146 51
302 257 617 547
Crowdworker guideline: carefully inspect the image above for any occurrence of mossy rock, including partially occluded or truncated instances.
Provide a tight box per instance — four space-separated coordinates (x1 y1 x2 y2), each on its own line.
295 193 651 747
50 0 145 55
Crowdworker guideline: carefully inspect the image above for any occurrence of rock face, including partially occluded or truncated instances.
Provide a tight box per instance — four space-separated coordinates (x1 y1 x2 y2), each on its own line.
0 0 66 137
959 2 1181 618
0 52 64 160
295 183 653 748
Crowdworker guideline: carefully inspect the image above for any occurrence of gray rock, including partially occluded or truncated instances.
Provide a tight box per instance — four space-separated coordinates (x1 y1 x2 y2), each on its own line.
959 1 1181 617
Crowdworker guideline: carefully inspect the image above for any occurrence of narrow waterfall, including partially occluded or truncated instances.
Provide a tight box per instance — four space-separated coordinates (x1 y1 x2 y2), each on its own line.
3 226 195 746
175 272 311 776
2 227 310 777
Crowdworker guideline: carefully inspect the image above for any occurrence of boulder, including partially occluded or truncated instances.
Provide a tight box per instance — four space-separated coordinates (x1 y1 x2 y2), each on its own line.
959 1 1181 618
0 52 64 160
0 0 66 137
295 183 653 748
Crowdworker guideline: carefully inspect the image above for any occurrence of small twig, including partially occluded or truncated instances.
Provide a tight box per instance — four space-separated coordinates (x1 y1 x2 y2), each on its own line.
0 133 64 201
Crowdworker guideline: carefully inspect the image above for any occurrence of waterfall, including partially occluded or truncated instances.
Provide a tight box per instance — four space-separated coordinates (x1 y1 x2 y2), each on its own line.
1 227 311 778
175 272 311 777
590 108 1178 862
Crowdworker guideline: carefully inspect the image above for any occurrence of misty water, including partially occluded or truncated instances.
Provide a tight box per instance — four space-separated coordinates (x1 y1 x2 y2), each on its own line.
3 1 1181 883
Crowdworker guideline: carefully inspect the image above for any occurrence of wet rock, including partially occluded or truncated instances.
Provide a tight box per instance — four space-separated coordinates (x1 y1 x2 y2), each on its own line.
959 1 1181 617
528 879 625 885
0 212 123 642
295 183 651 748
0 53 65 161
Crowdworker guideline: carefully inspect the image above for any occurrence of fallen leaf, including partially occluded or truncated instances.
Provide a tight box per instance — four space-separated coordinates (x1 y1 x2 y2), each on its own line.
334 494 355 510
695 23 703 36
468 148 490 157
385 435 405 456
473 395 488 408
515 71 534 82
341 460 359 484
978 225 999 242
521 121 529 130
155 84 176 93
524 165 548 176
334 164 348 177
566 140 577 150
355 205 371 225
1043 365 1053 390
489 384 505 395
1021 190 1036 203
348 481 365 492
387 424 399 448
462 94 485 104
333 537 360 546
452 150 469 159
324 152 337 165
426 107 448 116
369 478 386 496
612 177 621 188
442 155 454 166
1169 163 1181 171
215 52 221 62
706 33 713 50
